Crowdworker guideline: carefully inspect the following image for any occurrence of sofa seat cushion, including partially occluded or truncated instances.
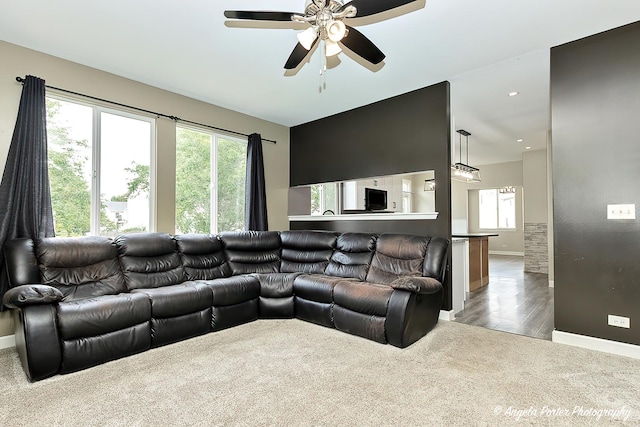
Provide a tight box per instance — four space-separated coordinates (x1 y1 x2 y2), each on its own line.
57 292 151 340
293 274 350 303
252 273 300 298
252 273 299 319
200 275 260 307
333 281 394 317
131 281 212 318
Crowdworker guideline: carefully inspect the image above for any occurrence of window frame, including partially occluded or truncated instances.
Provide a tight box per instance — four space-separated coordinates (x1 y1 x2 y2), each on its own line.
401 178 413 213
175 125 247 234
46 93 157 236
310 182 339 215
478 187 518 231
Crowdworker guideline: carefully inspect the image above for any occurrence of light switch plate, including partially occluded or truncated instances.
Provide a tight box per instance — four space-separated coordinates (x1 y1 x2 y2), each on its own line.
608 314 630 328
607 204 636 220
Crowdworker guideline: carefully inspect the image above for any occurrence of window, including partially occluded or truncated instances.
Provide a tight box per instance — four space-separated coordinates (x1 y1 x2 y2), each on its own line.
175 127 246 233
479 188 517 229
310 183 338 215
401 179 412 213
46 97 154 237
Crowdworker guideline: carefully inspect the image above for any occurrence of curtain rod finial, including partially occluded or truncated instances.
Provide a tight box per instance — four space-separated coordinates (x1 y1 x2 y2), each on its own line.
16 76 25 83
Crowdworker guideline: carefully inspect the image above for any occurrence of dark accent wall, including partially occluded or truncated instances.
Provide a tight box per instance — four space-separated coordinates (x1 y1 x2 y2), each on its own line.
551 21 640 345
290 82 452 310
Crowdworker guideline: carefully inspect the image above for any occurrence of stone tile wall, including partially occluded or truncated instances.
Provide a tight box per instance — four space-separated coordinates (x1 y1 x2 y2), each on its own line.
524 223 548 274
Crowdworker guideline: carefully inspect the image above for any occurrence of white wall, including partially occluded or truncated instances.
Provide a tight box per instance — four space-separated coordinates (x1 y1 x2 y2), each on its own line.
451 152 551 260
457 160 525 254
523 149 548 222
411 171 436 212
0 40 291 337
451 179 469 232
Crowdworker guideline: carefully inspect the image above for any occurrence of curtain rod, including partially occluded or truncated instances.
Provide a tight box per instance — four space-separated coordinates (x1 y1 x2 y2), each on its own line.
15 76 276 144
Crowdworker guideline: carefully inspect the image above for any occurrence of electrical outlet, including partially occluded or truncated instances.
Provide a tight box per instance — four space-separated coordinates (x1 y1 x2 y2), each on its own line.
608 315 630 328
607 204 635 220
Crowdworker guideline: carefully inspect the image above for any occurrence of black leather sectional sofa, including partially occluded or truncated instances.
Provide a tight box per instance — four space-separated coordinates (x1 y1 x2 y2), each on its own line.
2 230 448 382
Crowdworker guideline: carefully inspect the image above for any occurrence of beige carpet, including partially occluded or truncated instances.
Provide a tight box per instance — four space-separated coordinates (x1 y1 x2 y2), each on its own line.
0 320 639 426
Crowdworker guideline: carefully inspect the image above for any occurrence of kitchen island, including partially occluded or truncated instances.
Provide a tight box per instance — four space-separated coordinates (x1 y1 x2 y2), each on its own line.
452 233 498 291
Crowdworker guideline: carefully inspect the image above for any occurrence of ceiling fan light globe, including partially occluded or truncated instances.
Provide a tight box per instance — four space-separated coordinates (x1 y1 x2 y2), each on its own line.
325 39 342 56
327 20 346 42
297 27 318 50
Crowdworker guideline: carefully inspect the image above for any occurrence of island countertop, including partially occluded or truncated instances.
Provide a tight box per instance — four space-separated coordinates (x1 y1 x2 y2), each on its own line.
452 233 499 238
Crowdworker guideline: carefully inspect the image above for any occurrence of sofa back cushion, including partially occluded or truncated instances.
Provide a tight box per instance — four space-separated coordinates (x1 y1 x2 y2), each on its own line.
325 233 377 281
175 234 232 280
114 233 185 290
365 234 428 284
220 231 281 275
280 230 337 274
36 236 126 301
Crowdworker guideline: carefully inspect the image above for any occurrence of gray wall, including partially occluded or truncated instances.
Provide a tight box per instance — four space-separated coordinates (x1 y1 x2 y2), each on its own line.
290 82 453 310
289 82 451 238
551 21 640 345
0 41 291 338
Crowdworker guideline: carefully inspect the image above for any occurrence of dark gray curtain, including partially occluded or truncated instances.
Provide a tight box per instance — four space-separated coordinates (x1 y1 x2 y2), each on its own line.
245 133 268 231
0 75 55 309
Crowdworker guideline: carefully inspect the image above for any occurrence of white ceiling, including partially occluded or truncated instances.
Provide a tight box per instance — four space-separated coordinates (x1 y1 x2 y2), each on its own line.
2 0 640 166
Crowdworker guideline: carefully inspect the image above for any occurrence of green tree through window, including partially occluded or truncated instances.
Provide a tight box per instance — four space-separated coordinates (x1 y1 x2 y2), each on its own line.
175 127 246 233
46 97 153 236
46 99 93 236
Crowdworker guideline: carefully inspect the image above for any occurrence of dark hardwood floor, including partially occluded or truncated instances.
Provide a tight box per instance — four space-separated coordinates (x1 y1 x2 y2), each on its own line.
454 255 554 340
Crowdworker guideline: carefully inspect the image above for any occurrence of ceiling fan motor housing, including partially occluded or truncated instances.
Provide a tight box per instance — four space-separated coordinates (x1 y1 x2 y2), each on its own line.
305 0 345 16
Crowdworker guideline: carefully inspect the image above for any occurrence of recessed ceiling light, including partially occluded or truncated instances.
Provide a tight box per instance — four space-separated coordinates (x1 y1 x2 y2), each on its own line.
508 91 519 97
525 146 532 150
517 139 524 143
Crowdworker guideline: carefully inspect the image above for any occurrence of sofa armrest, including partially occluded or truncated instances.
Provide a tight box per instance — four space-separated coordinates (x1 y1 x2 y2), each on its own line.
390 276 442 295
2 285 63 309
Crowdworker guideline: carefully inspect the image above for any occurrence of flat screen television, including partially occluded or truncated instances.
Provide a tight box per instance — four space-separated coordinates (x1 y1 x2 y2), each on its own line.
365 187 387 211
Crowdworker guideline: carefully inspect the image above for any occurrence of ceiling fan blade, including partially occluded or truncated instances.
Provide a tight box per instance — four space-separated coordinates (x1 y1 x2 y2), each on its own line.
341 26 385 64
224 10 297 21
340 0 417 17
284 39 319 69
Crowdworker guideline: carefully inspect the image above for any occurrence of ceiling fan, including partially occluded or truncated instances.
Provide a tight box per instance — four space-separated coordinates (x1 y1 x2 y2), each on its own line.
224 0 420 70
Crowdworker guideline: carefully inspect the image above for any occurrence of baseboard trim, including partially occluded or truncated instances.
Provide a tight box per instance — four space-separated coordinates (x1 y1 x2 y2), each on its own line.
552 330 640 360
548 280 555 288
488 251 524 256
0 334 15 350
439 310 455 321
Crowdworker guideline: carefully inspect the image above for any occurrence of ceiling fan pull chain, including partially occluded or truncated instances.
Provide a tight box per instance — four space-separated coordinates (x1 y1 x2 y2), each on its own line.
319 39 327 92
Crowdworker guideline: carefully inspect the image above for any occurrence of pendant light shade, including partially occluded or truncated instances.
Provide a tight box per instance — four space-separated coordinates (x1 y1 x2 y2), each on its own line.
297 27 318 50
327 20 346 42
325 39 342 56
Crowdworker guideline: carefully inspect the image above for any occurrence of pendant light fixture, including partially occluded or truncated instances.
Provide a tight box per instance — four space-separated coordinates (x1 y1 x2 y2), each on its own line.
451 129 481 183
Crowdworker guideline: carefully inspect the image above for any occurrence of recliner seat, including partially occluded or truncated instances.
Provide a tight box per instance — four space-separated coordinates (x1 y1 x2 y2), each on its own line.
2 230 449 382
